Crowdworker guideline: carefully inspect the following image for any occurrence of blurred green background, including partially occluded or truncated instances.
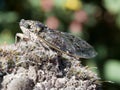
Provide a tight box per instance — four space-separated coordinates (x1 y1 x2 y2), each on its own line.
0 0 120 89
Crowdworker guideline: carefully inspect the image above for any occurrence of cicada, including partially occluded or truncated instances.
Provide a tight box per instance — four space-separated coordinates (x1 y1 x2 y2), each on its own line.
16 19 97 59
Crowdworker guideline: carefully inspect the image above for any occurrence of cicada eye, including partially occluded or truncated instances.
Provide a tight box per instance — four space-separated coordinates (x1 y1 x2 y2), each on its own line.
26 24 31 29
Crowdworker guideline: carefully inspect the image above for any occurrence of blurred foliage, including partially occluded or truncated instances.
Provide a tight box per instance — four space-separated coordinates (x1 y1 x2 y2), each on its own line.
65 0 82 10
104 0 120 28
104 60 120 83
0 0 120 90
0 29 14 44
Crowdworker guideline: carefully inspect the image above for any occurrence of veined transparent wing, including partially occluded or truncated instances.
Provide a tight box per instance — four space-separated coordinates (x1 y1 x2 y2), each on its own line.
40 29 97 59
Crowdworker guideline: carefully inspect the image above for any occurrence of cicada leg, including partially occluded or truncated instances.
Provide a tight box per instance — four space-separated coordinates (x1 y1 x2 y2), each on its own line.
15 33 29 44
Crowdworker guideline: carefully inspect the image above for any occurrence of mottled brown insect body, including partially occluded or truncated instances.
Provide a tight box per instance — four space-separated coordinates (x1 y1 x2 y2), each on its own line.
17 19 97 59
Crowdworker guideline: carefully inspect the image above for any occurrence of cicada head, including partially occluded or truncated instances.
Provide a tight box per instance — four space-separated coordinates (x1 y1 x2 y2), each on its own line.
19 19 46 35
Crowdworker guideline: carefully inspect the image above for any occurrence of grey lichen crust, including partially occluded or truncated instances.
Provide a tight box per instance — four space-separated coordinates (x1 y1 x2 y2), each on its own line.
0 40 100 90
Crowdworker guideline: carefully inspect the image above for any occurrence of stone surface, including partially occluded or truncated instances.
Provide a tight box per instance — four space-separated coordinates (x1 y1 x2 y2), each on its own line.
0 39 100 90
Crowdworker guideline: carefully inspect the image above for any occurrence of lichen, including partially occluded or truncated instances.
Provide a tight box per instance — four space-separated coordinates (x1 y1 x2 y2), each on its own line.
0 39 101 90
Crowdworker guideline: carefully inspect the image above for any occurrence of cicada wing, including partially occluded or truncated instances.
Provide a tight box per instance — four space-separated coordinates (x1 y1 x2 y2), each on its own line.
62 33 97 58
43 29 97 59
42 30 76 54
